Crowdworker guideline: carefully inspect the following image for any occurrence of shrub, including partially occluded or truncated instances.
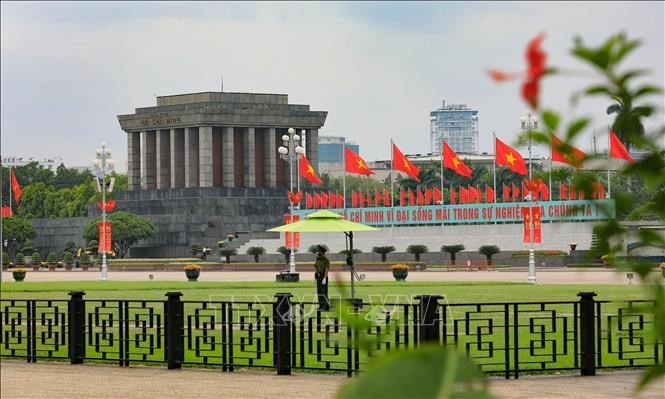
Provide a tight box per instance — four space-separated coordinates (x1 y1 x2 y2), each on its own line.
308 244 329 254
87 240 98 255
64 240 77 254
220 248 237 264
441 244 465 265
15 252 25 266
22 240 35 254
372 246 396 262
190 243 202 257
2 251 8 265
407 244 428 262
277 246 292 264
80 252 91 265
246 246 266 263
479 245 501 265
63 251 74 265
31 251 42 265
339 249 362 256
47 252 59 265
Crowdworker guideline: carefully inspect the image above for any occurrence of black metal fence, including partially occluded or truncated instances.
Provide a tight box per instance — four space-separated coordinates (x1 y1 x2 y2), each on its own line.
1 291 661 378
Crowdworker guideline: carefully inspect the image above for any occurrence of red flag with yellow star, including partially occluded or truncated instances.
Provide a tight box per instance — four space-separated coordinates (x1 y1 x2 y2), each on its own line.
442 140 472 178
299 155 323 185
392 143 421 182
495 137 527 175
345 147 374 176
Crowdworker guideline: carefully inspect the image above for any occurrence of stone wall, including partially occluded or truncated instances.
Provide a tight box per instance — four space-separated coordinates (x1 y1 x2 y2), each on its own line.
29 217 93 256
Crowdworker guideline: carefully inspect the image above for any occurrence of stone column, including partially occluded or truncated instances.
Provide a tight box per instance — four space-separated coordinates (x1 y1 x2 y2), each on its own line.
141 130 157 189
307 128 319 173
265 127 277 188
127 132 141 191
222 127 235 187
199 126 213 187
156 129 171 189
170 128 185 188
244 127 256 188
185 127 199 187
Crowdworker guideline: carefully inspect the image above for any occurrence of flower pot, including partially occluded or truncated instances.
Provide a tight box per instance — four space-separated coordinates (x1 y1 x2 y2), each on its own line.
65 265 73 271
12 271 26 282
48 264 56 271
392 269 408 281
32 265 40 271
185 269 200 282
81 265 90 271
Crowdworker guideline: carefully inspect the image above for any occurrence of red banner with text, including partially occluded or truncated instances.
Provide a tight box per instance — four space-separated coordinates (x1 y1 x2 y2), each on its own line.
522 207 531 243
97 221 112 253
533 206 542 243
284 214 300 249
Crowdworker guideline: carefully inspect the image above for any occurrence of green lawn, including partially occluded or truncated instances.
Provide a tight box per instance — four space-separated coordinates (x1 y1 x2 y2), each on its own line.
0 280 649 303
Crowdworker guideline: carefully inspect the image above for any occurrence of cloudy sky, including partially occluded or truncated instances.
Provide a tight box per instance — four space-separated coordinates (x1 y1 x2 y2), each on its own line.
2 1 663 172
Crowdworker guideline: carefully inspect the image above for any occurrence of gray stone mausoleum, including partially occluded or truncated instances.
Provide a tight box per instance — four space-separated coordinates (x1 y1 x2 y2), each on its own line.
113 91 327 257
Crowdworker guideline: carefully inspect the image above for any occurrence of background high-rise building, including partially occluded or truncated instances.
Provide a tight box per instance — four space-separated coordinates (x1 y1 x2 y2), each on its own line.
318 136 359 177
430 101 479 154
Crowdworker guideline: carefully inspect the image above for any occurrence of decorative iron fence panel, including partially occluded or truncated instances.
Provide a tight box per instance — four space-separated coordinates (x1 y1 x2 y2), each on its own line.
1 293 662 378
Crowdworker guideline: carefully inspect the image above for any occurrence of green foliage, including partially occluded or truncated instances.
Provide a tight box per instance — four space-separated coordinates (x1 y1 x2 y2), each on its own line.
339 248 362 256
1 217 37 259
31 251 42 265
15 252 25 266
64 240 76 254
63 251 74 265
2 251 8 265
22 240 34 254
82 212 155 258
190 243 202 256
308 244 329 254
372 245 396 262
441 244 465 265
338 346 492 399
219 248 237 264
478 245 500 264
87 240 98 255
246 246 266 263
277 246 292 264
80 252 91 265
47 252 58 265
407 244 428 262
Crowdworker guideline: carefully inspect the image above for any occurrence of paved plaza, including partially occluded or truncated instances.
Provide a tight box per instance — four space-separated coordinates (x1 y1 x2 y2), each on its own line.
0 268 646 284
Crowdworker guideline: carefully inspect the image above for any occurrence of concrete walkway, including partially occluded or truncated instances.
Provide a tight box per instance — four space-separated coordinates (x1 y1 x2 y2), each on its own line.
1 361 663 398
0 268 647 284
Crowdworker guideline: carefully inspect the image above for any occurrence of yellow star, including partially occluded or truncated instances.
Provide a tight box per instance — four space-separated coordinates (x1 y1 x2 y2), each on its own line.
402 160 411 171
505 152 516 166
356 159 367 169
306 165 315 175
452 157 460 169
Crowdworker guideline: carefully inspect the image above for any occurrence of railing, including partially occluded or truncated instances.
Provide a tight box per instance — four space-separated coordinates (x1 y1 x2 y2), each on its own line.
1 292 661 378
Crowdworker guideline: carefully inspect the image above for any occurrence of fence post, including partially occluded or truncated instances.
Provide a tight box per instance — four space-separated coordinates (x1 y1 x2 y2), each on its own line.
68 291 86 364
274 293 293 375
416 295 443 344
578 291 597 376
165 292 184 370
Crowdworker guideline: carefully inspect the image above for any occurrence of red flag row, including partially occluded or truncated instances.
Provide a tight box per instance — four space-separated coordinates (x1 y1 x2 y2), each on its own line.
304 191 345 209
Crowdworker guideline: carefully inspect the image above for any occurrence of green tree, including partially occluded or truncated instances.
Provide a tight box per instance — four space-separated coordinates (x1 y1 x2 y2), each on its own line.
372 245 395 262
82 212 155 258
277 246 292 264
441 244 465 265
478 245 501 266
606 102 650 151
220 248 237 264
1 217 37 259
308 244 329 254
246 246 266 263
31 251 42 265
406 244 428 262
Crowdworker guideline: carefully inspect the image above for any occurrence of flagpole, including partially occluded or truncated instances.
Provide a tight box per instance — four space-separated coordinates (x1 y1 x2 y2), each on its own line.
607 125 611 199
492 133 497 204
9 168 13 215
440 140 445 226
390 138 394 206
342 143 347 209
548 130 552 203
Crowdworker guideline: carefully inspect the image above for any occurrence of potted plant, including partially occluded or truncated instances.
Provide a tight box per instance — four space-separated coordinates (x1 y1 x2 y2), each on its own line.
246 246 266 263
190 242 202 257
15 252 25 268
47 252 58 271
80 252 91 271
391 264 409 281
569 241 578 251
184 264 201 282
31 252 42 271
63 251 74 271
12 267 27 282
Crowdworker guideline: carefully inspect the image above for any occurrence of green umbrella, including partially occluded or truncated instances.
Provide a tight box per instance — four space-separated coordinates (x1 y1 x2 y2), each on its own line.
267 210 378 299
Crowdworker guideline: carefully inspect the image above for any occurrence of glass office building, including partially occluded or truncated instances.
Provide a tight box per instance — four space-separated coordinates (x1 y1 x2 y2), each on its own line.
430 101 479 154
318 136 359 177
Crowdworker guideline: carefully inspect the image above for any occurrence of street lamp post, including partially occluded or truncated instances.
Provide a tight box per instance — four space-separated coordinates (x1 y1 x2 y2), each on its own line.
278 128 305 275
93 143 115 281
520 111 539 284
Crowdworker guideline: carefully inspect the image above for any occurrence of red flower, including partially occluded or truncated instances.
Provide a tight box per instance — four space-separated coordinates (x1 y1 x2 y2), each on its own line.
488 33 547 109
